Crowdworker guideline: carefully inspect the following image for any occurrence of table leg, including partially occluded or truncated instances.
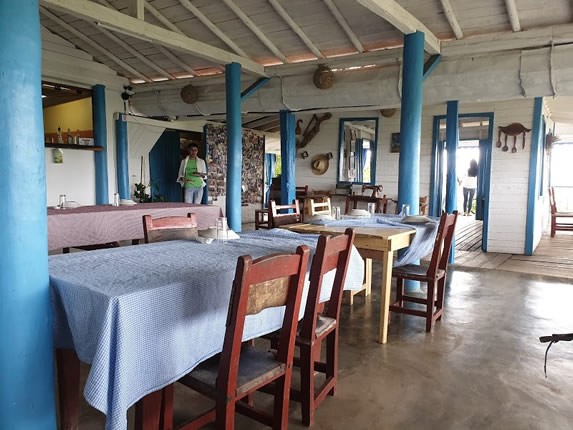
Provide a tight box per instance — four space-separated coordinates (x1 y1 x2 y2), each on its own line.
56 348 80 430
135 386 172 430
378 251 394 344
364 258 372 296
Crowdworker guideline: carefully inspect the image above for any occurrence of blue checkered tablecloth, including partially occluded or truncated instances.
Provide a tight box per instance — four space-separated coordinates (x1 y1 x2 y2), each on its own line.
49 229 364 430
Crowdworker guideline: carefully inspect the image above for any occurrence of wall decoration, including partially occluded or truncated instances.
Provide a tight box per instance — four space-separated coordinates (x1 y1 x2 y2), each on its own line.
205 124 264 204
496 123 531 153
380 108 397 118
180 84 199 104
391 133 400 153
312 65 334 90
296 113 332 149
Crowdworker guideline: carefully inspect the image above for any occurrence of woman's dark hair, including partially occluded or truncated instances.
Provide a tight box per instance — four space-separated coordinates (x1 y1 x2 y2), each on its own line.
468 159 478 177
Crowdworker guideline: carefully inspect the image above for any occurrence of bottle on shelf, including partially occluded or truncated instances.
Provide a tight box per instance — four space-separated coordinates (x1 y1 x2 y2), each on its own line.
67 128 73 144
57 127 63 144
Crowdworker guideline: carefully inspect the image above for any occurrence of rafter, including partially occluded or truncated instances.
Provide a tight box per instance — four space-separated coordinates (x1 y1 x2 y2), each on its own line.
504 0 521 32
268 0 324 59
322 0 364 53
40 7 152 82
356 0 441 54
97 0 198 76
178 0 249 58
439 0 463 39
127 0 144 20
40 0 267 76
89 22 175 80
221 0 289 63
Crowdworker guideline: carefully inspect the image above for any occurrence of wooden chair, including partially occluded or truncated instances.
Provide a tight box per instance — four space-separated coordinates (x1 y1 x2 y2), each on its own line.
296 185 309 199
548 187 573 237
269 200 302 228
344 194 389 214
175 246 310 430
305 197 332 217
295 229 355 426
142 213 198 243
389 211 459 333
361 184 383 197
254 209 270 230
419 196 429 215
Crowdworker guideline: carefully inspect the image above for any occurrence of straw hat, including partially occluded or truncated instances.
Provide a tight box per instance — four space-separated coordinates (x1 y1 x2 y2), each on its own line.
311 154 330 175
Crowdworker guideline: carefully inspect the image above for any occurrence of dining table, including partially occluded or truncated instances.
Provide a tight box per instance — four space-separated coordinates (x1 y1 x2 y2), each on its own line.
47 202 222 251
50 229 364 430
284 214 439 344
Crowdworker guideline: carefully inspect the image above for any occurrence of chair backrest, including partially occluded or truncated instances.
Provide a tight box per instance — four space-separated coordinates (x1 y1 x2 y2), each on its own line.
296 185 309 199
426 211 459 277
142 213 198 243
306 197 332 217
361 184 383 197
270 199 302 227
345 194 387 214
549 187 557 215
217 246 310 395
299 229 355 341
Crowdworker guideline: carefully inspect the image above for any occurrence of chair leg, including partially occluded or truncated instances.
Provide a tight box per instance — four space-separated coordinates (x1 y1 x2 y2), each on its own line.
299 344 315 427
216 399 235 430
273 372 292 430
325 330 338 397
425 281 435 333
395 277 404 307
436 277 446 321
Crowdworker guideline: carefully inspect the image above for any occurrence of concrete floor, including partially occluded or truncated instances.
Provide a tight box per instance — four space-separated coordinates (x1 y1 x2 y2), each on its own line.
73 265 573 429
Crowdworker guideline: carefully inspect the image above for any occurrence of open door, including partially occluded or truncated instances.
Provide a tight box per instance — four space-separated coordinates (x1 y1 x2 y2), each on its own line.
476 139 490 221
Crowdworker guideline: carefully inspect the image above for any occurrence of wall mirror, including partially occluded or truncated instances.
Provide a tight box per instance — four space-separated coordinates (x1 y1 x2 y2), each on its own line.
338 117 378 184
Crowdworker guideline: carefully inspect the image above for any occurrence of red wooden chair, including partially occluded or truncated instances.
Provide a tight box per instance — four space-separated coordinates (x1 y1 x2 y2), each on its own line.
296 229 355 426
175 245 310 429
389 211 459 332
548 187 573 237
269 199 302 227
142 213 198 243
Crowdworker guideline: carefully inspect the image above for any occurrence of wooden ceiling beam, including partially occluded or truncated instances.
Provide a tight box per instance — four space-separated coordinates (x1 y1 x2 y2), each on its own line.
355 0 441 54
178 0 249 58
268 0 324 59
322 0 364 53
40 6 152 82
127 0 144 20
40 0 267 76
221 0 289 63
439 0 463 39
243 116 279 128
504 0 521 32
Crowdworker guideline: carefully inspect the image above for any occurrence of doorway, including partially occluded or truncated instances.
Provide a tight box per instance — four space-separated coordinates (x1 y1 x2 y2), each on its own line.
430 113 494 251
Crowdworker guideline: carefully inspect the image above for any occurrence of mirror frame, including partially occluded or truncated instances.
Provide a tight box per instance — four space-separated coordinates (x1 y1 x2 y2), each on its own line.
337 117 379 185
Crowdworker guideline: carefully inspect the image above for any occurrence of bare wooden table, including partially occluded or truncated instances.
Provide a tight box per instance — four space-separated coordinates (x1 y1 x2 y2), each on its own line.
284 223 415 343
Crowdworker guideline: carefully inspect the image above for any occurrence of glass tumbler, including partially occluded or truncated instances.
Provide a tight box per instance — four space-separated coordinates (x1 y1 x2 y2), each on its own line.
367 203 376 215
400 204 410 218
216 217 228 243
59 194 67 209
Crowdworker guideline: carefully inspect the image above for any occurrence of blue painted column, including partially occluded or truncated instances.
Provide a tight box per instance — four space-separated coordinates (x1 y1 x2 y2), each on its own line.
398 31 424 292
93 84 109 204
280 110 296 205
445 101 459 262
525 97 544 255
398 31 424 214
226 63 242 232
445 101 459 214
0 1 56 428
115 114 130 199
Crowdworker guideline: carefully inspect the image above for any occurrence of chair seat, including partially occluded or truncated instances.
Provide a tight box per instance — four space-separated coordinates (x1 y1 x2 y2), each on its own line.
180 346 285 398
296 315 336 346
392 264 446 281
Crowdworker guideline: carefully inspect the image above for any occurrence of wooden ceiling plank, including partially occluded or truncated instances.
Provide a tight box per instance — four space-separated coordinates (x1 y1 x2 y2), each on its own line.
97 0 198 76
355 0 441 54
439 0 464 39
322 0 365 53
504 0 522 32
243 115 279 128
127 0 145 20
40 6 152 82
40 0 267 76
268 0 324 59
220 0 289 63
178 0 249 58
89 22 175 80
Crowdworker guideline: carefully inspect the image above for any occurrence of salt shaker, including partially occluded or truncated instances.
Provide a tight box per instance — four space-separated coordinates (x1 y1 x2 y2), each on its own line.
113 193 120 207
58 194 66 209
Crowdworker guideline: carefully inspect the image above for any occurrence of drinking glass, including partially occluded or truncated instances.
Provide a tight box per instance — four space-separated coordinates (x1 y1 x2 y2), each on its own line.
216 217 228 243
331 206 341 220
59 194 67 209
367 203 376 215
400 204 410 218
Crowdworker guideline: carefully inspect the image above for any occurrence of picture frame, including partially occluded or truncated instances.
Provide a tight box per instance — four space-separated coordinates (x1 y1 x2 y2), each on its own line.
390 132 400 153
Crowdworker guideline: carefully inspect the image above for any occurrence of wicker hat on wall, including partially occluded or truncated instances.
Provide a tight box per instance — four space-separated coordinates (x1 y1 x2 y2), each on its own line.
311 154 330 175
180 84 199 104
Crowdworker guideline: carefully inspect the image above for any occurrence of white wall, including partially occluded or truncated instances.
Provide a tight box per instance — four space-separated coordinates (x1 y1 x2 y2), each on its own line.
41 26 127 206
294 99 545 254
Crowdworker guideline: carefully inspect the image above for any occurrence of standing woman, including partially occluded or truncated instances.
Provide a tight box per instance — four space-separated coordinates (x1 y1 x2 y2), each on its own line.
177 143 207 204
461 159 478 216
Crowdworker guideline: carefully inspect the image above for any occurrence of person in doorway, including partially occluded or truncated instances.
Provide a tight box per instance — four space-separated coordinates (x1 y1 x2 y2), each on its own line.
177 143 207 204
459 159 478 216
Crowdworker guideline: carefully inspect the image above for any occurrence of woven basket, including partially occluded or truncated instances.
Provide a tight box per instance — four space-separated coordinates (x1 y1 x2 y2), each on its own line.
380 108 397 118
313 65 334 90
180 84 199 104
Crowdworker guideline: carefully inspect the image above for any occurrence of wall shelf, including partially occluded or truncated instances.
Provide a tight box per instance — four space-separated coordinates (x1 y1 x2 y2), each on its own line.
45 143 103 152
